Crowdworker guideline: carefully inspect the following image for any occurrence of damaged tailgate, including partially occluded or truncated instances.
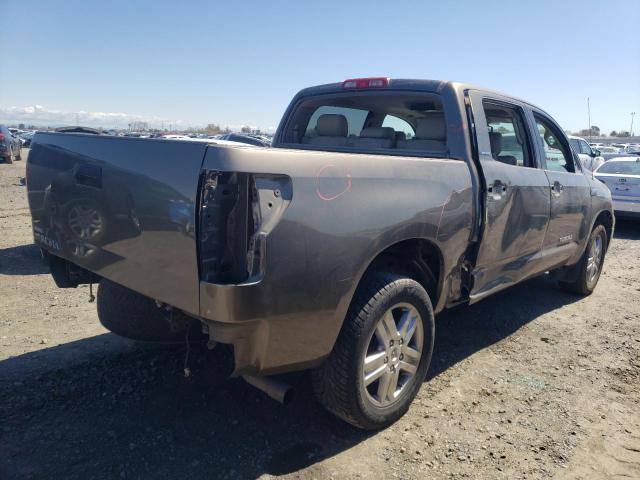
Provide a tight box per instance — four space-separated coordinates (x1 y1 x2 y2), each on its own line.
27 133 207 315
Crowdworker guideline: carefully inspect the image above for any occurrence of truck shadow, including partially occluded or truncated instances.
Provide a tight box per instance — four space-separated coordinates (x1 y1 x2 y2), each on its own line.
612 219 640 240
0 274 605 479
0 244 49 275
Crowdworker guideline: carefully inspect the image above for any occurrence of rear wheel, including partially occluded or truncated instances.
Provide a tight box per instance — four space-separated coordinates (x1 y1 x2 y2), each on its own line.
559 224 607 295
15 148 21 161
312 272 434 430
4 147 13 164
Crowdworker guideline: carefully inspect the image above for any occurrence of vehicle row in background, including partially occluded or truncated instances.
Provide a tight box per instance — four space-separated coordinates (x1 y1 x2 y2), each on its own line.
594 156 640 219
0 125 23 163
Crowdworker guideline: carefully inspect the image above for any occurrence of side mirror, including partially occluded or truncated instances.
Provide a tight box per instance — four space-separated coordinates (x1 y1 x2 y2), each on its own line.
592 149 601 157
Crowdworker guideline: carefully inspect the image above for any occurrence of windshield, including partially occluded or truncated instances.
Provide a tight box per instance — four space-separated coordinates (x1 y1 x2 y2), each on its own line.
597 160 640 175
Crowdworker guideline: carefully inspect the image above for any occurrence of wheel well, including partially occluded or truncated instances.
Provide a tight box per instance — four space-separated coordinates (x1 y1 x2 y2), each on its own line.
594 210 613 247
362 238 442 306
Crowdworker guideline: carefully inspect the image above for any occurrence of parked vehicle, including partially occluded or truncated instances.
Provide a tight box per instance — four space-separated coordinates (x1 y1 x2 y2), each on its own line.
0 125 23 163
27 78 613 429
594 157 640 219
19 131 35 147
217 133 271 147
569 135 604 172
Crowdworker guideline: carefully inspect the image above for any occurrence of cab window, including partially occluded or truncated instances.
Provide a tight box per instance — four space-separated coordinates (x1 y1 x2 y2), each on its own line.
534 115 575 173
482 102 533 167
282 92 447 155
382 114 415 139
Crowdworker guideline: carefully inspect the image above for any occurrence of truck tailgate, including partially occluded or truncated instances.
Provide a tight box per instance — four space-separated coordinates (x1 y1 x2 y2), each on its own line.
27 133 207 315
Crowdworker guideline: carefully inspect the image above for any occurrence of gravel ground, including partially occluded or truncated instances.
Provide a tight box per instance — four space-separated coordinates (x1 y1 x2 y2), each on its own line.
1 149 639 479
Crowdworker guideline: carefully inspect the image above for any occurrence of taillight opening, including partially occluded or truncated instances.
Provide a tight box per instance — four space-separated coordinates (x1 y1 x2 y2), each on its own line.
342 77 390 89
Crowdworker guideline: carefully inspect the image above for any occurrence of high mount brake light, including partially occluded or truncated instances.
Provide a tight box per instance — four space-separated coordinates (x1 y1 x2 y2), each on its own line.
342 77 390 89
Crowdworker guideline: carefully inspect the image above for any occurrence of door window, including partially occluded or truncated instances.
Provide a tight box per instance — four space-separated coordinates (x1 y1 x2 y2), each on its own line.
579 139 593 155
482 101 533 167
534 115 575 173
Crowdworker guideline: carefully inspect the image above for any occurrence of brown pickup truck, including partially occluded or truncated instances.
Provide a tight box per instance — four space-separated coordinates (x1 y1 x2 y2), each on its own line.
27 78 613 429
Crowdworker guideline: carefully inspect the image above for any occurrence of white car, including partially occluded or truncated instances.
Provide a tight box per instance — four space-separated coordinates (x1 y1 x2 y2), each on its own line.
568 136 605 172
594 156 640 219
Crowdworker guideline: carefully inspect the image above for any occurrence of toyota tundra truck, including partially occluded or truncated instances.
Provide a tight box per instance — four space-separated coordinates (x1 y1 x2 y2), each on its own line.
27 78 613 429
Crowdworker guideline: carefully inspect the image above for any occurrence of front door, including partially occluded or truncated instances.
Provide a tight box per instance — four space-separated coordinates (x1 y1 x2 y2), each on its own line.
531 112 592 268
467 92 551 301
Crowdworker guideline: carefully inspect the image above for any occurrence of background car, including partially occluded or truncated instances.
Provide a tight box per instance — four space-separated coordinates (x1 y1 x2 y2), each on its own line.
594 156 640 219
569 135 604 171
19 131 35 147
217 133 271 147
0 124 23 164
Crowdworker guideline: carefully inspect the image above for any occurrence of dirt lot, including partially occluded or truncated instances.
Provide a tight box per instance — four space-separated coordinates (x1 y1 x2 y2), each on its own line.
1 149 639 479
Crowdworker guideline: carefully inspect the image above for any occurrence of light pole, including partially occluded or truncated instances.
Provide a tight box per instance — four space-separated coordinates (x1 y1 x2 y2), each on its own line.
631 112 636 137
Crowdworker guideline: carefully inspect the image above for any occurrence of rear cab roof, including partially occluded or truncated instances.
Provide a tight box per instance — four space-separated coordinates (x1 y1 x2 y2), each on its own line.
273 78 552 160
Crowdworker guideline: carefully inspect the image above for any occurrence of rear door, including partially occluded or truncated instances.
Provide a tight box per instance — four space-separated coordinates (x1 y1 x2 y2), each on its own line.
530 112 592 266
467 91 551 301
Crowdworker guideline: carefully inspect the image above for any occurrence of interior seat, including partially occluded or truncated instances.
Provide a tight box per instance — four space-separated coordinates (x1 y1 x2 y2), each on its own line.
397 112 447 152
301 114 350 147
353 127 395 149
489 132 517 166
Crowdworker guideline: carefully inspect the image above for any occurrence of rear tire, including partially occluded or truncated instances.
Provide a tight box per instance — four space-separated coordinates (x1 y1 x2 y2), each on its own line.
559 224 607 295
312 272 434 430
4 148 13 164
97 279 202 343
15 148 21 161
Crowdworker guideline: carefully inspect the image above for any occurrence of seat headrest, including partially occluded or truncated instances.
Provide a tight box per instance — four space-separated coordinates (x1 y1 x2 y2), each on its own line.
359 127 395 139
489 132 503 155
415 112 446 140
316 114 348 137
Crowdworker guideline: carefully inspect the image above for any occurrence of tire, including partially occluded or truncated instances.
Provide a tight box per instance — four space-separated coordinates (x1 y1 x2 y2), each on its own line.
559 224 607 295
4 148 13 164
312 272 435 430
15 148 21 161
97 279 202 343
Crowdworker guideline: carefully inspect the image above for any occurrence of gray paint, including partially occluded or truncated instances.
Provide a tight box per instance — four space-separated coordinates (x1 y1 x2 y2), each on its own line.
26 79 613 376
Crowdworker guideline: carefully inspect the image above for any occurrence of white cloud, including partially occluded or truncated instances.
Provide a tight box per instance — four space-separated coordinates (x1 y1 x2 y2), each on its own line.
0 104 187 129
0 104 277 133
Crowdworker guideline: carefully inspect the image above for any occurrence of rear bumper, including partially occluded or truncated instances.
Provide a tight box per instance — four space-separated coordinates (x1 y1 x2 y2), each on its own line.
199 278 350 377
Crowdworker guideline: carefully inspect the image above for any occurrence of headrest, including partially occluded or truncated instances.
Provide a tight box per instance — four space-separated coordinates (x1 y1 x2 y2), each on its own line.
489 131 502 155
360 127 395 139
316 114 348 137
415 112 446 140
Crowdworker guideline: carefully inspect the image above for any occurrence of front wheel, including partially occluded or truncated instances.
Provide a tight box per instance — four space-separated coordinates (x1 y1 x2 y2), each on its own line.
559 224 607 295
312 272 435 430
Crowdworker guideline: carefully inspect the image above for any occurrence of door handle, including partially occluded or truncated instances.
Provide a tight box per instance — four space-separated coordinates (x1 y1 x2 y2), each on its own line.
487 181 508 200
551 181 564 196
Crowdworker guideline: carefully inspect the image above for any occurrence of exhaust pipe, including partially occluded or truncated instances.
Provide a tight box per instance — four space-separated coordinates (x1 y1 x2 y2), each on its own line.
243 375 294 404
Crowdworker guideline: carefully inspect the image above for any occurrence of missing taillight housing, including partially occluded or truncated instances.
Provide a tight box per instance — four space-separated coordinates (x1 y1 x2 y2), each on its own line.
197 170 292 285
198 171 252 284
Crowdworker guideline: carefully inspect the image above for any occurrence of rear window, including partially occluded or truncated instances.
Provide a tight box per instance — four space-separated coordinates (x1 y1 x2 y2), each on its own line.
597 160 640 175
282 92 447 155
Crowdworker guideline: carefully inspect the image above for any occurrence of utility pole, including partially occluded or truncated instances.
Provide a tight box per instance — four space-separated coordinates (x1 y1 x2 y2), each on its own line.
587 97 591 142
631 112 636 137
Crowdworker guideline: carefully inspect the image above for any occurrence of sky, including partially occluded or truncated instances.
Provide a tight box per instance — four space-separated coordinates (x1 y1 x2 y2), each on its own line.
1 0 639 133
